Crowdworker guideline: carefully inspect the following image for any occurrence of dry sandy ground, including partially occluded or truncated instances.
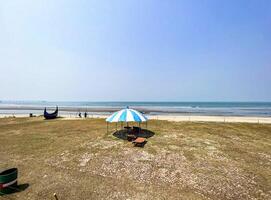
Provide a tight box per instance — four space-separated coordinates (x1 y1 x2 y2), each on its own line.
0 117 271 200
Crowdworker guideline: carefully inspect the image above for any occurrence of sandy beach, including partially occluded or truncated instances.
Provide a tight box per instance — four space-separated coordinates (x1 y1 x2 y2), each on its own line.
79 114 271 124
148 115 271 124
1 113 271 124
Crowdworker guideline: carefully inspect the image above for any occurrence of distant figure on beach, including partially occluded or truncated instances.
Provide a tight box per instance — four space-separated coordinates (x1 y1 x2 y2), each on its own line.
79 112 82 118
84 112 87 118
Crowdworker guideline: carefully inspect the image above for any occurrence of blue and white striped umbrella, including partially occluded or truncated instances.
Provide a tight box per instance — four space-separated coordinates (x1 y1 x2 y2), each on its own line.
106 108 148 122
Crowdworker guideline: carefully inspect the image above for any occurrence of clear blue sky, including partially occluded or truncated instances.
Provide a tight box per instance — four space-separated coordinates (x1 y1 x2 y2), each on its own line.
1 0 270 101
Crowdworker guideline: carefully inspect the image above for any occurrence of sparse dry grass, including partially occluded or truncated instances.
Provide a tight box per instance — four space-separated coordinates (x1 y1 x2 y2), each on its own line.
0 117 271 200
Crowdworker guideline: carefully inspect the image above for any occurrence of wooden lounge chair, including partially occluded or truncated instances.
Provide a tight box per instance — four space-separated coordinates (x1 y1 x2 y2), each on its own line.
132 137 146 147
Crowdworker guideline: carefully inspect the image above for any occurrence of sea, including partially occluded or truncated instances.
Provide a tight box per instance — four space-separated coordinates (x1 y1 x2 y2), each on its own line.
0 101 271 117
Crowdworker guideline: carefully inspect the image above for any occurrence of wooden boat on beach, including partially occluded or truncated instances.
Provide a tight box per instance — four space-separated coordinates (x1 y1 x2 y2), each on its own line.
44 106 58 119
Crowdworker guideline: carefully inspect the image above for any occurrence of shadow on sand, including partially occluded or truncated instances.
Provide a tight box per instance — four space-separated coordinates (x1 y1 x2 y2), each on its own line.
112 129 155 140
0 183 29 196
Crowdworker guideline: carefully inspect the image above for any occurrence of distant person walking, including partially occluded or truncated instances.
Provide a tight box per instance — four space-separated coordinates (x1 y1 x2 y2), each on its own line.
84 112 87 118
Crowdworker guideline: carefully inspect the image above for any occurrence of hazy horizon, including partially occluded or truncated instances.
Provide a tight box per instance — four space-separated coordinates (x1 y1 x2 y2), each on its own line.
1 100 271 103
1 0 271 101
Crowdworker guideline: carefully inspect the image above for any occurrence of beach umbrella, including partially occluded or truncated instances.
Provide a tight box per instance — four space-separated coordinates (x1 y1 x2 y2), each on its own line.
106 107 148 132
106 107 147 123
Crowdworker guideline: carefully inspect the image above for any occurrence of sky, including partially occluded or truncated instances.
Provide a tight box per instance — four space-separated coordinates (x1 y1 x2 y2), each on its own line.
0 0 271 101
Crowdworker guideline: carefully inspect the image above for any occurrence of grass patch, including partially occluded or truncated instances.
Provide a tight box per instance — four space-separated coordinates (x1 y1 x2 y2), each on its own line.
0 117 271 199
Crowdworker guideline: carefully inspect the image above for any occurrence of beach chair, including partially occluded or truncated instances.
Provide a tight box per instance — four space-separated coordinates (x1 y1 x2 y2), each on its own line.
132 137 146 147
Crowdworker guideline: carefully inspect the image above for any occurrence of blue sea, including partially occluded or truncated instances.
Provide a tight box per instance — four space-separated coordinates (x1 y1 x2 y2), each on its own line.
0 101 271 117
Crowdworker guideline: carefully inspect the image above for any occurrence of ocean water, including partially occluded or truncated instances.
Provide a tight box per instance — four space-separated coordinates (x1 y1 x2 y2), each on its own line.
0 101 271 117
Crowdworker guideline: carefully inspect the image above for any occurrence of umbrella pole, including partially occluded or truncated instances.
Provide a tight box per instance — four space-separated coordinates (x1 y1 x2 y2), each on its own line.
107 122 108 134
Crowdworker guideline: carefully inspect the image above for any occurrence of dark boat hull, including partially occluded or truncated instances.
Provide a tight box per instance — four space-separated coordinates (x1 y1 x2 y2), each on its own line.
44 107 58 119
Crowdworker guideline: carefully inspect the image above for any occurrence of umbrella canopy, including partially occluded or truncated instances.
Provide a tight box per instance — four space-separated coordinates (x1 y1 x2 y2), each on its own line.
106 108 148 122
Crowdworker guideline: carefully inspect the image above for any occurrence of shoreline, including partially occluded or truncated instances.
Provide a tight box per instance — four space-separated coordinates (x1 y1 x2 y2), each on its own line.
1 104 271 124
1 105 271 116
1 113 271 124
